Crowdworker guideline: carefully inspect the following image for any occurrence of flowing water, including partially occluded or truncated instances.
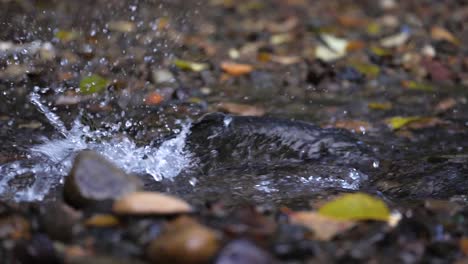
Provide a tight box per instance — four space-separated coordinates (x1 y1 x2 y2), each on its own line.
0 92 370 204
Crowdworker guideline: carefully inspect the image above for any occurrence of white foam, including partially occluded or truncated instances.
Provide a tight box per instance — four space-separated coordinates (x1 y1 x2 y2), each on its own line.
0 92 191 201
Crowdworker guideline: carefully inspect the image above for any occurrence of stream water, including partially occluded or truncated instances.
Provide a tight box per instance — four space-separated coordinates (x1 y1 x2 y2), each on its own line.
0 92 191 201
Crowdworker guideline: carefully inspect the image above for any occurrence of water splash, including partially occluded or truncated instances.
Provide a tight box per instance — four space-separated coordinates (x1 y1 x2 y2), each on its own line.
0 92 191 201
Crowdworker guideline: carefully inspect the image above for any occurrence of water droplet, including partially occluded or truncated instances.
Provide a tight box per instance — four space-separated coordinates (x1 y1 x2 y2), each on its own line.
373 160 380 168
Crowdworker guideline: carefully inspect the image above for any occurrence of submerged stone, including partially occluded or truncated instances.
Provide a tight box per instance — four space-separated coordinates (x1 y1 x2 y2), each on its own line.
63 150 142 208
216 240 278 264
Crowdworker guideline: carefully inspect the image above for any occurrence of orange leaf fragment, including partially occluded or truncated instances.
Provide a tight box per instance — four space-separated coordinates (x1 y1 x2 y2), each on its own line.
145 92 164 105
217 102 265 116
220 62 253 76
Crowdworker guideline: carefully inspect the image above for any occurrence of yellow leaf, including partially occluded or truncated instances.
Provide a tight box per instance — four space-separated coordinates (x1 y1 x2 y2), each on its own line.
368 102 392 110
318 193 390 221
385 116 422 130
174 59 208 72
85 214 119 227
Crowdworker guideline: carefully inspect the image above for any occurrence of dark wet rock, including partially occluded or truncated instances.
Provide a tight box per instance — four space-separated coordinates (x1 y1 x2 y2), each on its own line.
0 213 30 241
186 112 374 172
63 150 142 208
65 255 147 264
13 234 60 264
338 67 365 83
146 216 220 264
215 240 278 264
38 202 82 242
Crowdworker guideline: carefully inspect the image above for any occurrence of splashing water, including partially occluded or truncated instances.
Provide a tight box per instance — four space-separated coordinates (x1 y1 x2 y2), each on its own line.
0 92 192 201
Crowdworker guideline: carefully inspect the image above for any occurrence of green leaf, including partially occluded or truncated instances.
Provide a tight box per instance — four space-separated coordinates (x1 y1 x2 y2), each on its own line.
79 74 109 95
55 30 79 42
318 193 390 221
350 62 380 77
403 80 434 91
173 59 208 72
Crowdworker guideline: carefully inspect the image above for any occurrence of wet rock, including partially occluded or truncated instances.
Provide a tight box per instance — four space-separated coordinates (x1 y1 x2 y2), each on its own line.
66 255 146 264
147 217 220 264
113 191 193 215
14 234 60 264
39 202 82 242
216 240 278 264
64 150 142 208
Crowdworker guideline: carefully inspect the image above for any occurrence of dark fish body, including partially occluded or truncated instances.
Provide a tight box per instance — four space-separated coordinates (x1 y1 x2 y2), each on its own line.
185 113 374 172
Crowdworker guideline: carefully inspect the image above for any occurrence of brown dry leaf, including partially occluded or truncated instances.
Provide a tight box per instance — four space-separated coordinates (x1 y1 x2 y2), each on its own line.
84 214 120 227
266 17 298 33
217 102 266 116
431 26 460 45
289 211 356 241
435 98 457 113
346 40 366 52
332 120 372 133
220 62 254 76
460 238 468 256
336 15 368 27
113 191 193 215
108 21 136 33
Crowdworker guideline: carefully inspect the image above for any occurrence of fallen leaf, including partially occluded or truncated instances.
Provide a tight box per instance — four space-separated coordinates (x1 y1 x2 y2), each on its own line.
318 193 390 221
435 98 456 113
220 62 253 76
79 74 109 95
346 40 365 52
217 102 265 116
55 30 79 42
368 102 392 110
336 15 368 28
289 211 356 240
144 92 164 105
460 237 468 255
18 121 42 129
113 191 193 215
270 55 301 65
380 29 410 48
431 26 460 45
270 33 293 45
350 61 380 77
257 52 272 62
174 59 209 72
315 34 349 61
108 21 136 33
266 17 298 33
332 120 372 133
402 80 434 91
385 116 445 130
85 214 119 227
